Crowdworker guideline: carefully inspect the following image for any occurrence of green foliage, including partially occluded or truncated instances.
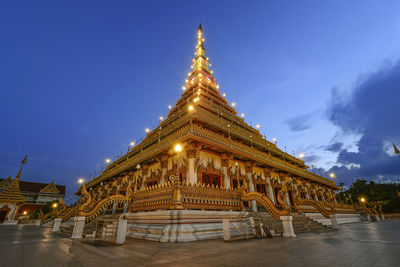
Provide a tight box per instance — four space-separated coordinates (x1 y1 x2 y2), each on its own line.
337 179 400 213
28 201 60 219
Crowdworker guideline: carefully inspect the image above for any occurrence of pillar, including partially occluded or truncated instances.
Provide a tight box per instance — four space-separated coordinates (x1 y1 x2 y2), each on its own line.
123 203 128 213
72 216 85 239
159 155 168 185
222 219 230 241
245 162 257 212
330 214 338 229
116 218 128 244
140 165 149 189
111 202 117 215
280 216 296 237
375 215 380 221
52 218 62 232
186 143 197 185
221 154 231 189
266 178 275 204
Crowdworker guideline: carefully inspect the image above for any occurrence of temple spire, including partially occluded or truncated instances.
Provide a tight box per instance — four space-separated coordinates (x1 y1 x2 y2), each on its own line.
185 24 217 93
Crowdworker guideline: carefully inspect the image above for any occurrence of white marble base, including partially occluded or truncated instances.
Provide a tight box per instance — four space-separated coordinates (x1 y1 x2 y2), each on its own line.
125 210 253 242
280 216 296 238
52 218 62 232
72 216 85 239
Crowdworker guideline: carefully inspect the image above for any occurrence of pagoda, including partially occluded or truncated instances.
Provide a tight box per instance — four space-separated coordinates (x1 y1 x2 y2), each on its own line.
72 25 354 242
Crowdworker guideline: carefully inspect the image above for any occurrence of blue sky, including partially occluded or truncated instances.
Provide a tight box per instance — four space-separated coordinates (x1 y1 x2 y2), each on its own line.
1 1 400 199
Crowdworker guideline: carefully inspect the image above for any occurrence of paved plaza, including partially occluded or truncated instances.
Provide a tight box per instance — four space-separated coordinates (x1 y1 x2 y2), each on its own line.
0 221 399 267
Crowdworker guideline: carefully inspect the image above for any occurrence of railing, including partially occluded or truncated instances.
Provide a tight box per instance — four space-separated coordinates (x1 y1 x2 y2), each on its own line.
293 198 335 218
130 178 243 212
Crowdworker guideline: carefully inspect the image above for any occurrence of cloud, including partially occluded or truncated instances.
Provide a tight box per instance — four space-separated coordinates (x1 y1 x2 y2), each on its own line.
284 113 314 132
327 60 400 184
323 142 343 152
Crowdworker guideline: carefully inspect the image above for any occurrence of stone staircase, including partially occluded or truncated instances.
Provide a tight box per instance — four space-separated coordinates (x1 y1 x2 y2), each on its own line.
248 212 283 236
291 213 327 233
249 212 328 236
59 218 98 238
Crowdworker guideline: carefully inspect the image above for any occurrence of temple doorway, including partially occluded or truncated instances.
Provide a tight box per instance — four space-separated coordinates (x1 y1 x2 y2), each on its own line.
0 206 11 223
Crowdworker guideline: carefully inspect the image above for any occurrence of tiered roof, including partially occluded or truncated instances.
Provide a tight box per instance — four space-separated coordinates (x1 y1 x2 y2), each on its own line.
0 172 24 203
85 25 338 189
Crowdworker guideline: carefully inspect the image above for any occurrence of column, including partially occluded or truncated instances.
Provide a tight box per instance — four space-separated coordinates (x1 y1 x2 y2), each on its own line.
72 216 85 239
266 178 275 204
186 143 197 185
159 155 168 185
123 203 129 213
140 165 149 189
116 217 128 244
305 184 311 199
245 162 257 212
221 154 231 189
111 202 117 215
52 218 62 232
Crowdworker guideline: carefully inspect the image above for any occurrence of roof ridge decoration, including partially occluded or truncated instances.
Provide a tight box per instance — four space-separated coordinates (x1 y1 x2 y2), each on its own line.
40 181 60 194
0 176 25 203
0 176 12 189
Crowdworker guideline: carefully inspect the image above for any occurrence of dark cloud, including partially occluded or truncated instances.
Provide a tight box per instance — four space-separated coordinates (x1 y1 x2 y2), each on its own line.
324 142 343 152
327 60 400 185
284 113 313 132
303 154 320 163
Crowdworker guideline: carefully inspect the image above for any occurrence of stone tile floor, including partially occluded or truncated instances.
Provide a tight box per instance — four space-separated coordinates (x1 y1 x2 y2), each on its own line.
0 220 399 267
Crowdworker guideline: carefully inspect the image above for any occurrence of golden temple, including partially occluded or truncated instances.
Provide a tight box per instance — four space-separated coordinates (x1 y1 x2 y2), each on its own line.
52 25 381 242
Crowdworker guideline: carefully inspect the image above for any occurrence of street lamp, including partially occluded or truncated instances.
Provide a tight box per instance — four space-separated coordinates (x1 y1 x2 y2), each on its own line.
299 153 304 159
329 172 336 179
78 178 85 184
105 158 111 164
360 197 366 203
52 203 58 208
130 142 135 146
23 211 27 215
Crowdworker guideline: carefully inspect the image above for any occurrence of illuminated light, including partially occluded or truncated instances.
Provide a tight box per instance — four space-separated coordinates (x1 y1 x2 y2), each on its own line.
231 102 236 107
174 144 182 152
192 59 195 62
78 178 85 184
191 66 193 69
194 97 199 103
241 113 245 118
168 105 172 109
209 63 212 67
299 153 304 159
206 57 209 60
256 124 260 129
130 142 135 146
145 128 150 133
188 73 191 76
52 203 58 208
211 71 213 74
216 84 219 89
197 91 201 95
272 138 277 142
23 211 27 215
159 116 164 121
188 105 194 111
182 86 186 91
360 197 366 203
222 93 226 97
329 172 336 179
202 38 205 41
105 158 111 164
